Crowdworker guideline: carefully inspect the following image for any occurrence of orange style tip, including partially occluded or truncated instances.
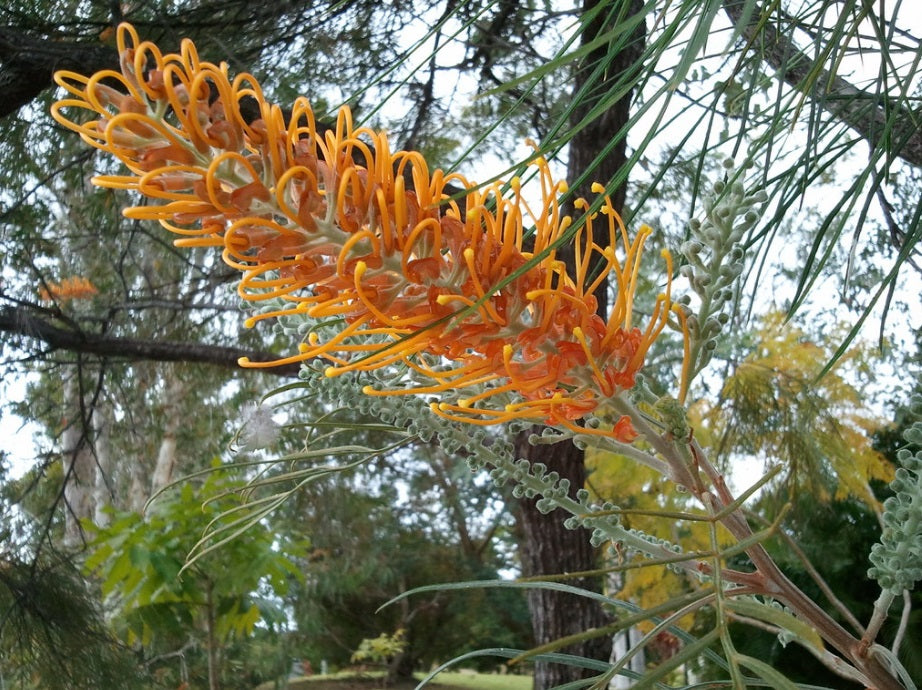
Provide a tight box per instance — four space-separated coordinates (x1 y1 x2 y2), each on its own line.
591 182 606 194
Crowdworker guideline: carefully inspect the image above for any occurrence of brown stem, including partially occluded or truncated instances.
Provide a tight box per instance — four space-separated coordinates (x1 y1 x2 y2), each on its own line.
633 416 904 688
699 467 904 689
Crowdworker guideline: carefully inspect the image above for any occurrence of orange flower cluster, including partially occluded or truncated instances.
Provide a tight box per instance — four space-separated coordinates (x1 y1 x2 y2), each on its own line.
51 24 672 439
39 276 99 303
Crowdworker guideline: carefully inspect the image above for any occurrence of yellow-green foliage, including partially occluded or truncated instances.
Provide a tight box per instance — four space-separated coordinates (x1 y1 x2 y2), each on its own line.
586 451 731 631
351 629 407 664
698 311 893 506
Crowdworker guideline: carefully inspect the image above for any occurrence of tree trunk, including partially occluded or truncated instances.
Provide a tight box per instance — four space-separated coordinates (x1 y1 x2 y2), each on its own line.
515 434 614 688
151 367 184 494
92 399 113 527
205 580 221 690
515 2 645 688
61 375 96 546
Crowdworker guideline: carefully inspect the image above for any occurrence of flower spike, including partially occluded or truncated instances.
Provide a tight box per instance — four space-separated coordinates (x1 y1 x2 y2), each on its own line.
51 23 675 431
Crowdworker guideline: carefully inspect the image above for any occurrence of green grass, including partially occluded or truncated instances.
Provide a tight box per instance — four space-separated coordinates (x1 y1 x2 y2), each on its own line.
422 671 531 689
255 670 532 690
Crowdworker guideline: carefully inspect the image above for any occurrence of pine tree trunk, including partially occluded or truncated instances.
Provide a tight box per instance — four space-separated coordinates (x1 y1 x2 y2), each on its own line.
515 2 645 688
515 434 613 689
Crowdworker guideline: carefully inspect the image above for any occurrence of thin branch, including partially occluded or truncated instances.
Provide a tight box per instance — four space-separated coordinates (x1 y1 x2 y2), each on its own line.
0 304 301 377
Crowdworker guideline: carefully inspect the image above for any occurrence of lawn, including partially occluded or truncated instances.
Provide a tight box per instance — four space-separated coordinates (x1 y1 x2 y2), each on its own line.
255 670 532 690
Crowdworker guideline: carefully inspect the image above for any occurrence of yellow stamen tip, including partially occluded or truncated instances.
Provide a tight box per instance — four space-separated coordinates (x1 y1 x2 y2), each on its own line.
458 399 471 408
308 332 320 345
323 366 338 378
238 357 251 365
361 385 376 394
573 326 584 338
299 342 311 352
557 181 568 194
510 176 521 190
591 182 606 194
463 247 475 261
243 317 257 328
436 294 452 305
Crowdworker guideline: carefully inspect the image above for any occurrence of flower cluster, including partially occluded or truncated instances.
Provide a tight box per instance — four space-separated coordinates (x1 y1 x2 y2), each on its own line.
51 24 673 439
39 276 99 303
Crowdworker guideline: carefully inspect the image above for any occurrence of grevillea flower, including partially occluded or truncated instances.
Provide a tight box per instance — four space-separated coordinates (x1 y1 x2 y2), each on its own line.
51 24 673 440
39 276 99 303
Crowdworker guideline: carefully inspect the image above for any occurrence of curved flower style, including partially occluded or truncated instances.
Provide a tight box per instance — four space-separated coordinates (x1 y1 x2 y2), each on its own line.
51 24 673 439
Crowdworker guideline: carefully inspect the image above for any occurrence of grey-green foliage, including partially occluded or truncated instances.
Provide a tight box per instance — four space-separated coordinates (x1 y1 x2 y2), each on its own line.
676 161 768 388
283 350 682 569
869 395 922 592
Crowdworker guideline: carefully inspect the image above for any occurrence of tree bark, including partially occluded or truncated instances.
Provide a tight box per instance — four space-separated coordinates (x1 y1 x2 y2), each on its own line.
515 2 645 688
514 434 614 688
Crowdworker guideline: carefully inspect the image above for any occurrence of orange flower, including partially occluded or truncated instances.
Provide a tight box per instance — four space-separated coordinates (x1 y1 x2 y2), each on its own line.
39 276 99 303
51 24 673 439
